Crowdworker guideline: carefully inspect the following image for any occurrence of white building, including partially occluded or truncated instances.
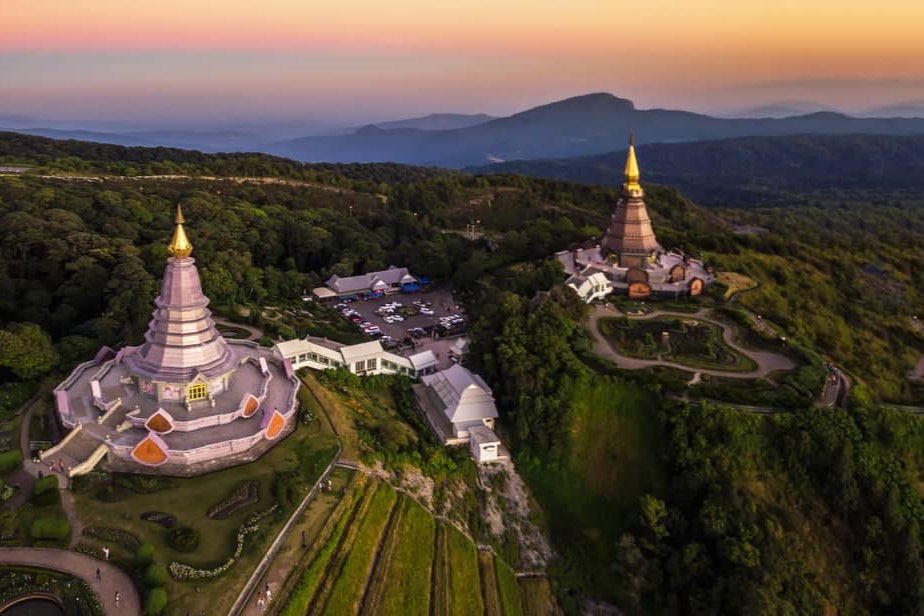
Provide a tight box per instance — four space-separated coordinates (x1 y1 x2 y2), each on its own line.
319 265 418 297
419 364 498 441
565 270 613 303
469 425 501 463
273 337 438 378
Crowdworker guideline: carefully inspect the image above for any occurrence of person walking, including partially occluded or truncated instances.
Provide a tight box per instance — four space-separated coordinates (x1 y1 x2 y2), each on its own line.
114 591 120 608
103 546 110 560
96 567 101 581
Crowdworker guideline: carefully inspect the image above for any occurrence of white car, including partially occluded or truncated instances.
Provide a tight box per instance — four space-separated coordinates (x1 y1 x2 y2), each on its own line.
420 308 434 315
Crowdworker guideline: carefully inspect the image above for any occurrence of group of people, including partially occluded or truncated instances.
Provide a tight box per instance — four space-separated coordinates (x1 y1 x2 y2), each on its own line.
256 582 273 609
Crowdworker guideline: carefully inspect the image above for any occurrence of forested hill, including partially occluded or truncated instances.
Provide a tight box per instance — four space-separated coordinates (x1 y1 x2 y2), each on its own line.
468 134 924 206
0 131 452 187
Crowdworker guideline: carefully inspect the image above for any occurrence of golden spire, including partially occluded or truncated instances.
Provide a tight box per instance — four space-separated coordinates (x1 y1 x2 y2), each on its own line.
624 132 641 190
168 204 193 258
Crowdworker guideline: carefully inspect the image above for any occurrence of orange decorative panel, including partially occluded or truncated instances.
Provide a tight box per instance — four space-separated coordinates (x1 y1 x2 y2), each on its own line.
132 435 168 466
628 282 652 299
265 411 286 440
145 412 173 433
242 395 259 418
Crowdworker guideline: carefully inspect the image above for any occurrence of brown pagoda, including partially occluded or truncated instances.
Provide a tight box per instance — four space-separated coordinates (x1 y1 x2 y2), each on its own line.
601 134 662 268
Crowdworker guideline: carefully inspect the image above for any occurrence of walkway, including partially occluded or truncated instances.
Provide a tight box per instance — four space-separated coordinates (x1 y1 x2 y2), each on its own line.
0 547 141 615
587 304 795 379
214 317 263 342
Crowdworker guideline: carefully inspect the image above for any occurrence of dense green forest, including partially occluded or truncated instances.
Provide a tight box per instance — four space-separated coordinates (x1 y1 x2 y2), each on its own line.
3 133 924 613
469 134 924 206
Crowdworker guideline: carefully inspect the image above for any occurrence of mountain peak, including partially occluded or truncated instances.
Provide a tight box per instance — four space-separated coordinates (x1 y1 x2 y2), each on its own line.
513 93 635 119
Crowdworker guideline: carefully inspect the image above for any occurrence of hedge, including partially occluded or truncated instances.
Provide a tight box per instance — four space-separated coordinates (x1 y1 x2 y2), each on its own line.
30 516 71 541
144 587 168 616
0 450 23 474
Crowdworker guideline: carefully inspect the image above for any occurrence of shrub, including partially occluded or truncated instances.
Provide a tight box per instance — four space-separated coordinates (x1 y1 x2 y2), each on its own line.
0 508 18 540
144 587 168 616
135 542 156 568
166 527 200 553
144 563 168 587
207 480 259 520
0 449 23 474
32 487 60 507
82 526 142 551
33 475 59 495
30 516 71 541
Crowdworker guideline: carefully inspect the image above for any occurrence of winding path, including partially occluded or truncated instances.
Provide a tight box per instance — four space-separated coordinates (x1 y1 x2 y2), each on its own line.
214 317 263 341
588 304 795 379
0 547 141 615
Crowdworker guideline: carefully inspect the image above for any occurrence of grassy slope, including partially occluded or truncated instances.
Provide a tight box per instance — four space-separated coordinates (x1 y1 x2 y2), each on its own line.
445 522 485 616
376 497 436 616
323 481 398 614
479 550 503 616
279 474 367 616
520 377 664 600
495 557 525 616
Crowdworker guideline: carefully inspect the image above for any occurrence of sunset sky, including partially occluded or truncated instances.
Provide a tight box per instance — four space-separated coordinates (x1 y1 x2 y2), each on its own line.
2 0 924 127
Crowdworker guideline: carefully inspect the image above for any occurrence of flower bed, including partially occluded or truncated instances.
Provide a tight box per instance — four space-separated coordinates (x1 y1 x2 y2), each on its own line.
169 505 279 581
207 480 259 520
82 526 142 551
140 511 176 529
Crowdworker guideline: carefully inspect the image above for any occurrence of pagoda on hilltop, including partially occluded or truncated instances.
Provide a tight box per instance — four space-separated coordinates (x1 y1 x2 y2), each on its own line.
122 206 239 401
49 206 300 476
601 133 662 268
556 133 713 301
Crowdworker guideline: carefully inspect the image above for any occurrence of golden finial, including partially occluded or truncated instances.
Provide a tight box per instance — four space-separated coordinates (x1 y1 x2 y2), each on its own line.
168 204 193 258
624 132 641 190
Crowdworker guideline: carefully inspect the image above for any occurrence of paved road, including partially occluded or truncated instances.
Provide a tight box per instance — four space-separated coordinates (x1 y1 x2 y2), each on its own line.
588 305 794 379
0 547 141 615
911 354 924 380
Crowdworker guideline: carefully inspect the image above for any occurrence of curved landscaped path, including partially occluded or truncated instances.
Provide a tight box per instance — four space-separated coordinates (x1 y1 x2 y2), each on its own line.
588 304 795 379
0 547 141 615
214 317 264 341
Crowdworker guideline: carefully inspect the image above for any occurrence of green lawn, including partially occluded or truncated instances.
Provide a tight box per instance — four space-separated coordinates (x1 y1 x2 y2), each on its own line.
376 496 436 616
519 377 664 604
72 409 339 616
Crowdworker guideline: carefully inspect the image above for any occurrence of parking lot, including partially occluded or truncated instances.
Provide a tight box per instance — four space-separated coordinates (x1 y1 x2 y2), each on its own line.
331 287 467 350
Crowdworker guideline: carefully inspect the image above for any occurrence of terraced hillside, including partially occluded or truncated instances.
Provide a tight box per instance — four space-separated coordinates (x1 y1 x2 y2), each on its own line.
277 477 541 616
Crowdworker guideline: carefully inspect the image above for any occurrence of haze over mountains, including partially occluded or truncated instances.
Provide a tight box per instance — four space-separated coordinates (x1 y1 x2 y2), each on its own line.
4 92 924 168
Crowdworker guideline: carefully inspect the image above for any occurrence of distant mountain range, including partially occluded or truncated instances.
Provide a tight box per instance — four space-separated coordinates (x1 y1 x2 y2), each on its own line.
322 113 496 135
266 93 924 166
4 93 924 168
467 134 924 206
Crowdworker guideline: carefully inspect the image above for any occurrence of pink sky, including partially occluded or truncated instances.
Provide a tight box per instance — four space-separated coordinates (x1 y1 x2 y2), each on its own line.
2 0 924 124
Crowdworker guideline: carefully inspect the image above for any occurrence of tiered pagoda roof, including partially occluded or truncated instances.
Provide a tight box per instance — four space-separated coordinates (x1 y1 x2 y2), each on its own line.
601 134 662 260
123 206 237 383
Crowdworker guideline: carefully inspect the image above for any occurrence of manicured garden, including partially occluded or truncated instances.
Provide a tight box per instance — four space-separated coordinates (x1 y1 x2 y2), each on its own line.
0 565 103 615
598 316 758 372
69 390 339 616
